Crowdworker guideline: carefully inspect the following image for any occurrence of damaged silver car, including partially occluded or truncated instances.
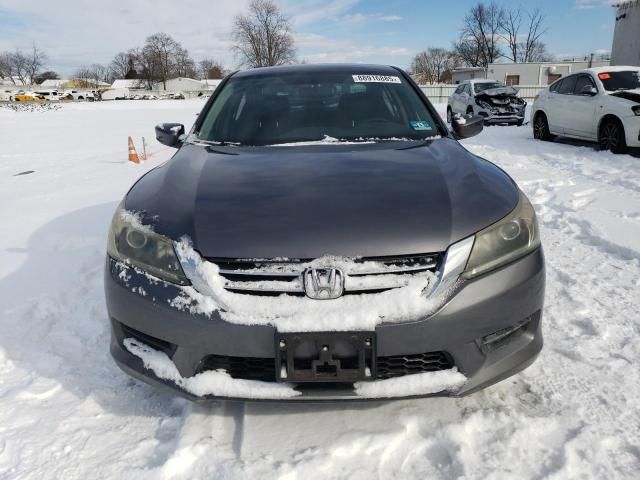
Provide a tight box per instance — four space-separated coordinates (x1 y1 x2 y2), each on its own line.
448 80 526 126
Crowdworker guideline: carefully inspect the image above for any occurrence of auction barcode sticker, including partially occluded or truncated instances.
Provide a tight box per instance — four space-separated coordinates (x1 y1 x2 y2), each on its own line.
352 74 401 84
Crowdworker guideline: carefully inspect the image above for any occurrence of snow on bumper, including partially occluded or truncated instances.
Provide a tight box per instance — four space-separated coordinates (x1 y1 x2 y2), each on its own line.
123 338 467 400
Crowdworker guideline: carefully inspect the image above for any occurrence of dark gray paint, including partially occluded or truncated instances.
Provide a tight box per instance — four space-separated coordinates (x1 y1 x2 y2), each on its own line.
125 138 518 258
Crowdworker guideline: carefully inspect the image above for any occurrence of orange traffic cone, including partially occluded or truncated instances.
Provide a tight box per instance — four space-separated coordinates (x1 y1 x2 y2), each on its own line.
128 136 140 164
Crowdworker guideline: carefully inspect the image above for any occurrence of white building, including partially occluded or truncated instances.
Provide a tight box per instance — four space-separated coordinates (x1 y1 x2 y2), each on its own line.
611 0 640 66
154 77 206 92
201 79 223 90
111 79 146 89
451 67 487 84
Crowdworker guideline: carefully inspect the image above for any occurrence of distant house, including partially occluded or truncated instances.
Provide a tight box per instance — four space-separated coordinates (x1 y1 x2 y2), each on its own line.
201 79 223 91
39 79 67 88
111 79 146 89
155 77 206 92
486 60 611 86
63 78 111 89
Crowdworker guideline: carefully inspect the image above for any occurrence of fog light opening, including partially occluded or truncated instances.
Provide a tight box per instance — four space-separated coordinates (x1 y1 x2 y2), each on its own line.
482 318 531 346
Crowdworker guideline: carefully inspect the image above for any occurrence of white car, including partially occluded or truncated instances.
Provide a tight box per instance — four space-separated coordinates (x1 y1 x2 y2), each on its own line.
532 66 640 153
447 79 526 126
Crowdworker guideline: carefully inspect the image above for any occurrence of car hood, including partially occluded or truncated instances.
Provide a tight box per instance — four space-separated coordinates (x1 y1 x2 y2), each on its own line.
478 86 519 97
125 138 518 258
609 89 640 103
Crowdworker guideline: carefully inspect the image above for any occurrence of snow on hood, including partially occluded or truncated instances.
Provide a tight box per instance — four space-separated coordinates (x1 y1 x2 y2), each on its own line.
172 237 456 332
124 338 301 398
125 337 467 399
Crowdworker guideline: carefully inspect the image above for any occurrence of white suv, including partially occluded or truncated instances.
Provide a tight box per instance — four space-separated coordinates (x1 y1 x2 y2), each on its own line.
447 79 526 126
532 66 640 154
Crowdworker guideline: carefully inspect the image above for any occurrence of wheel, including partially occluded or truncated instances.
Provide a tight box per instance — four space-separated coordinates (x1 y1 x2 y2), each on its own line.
599 118 628 154
466 106 474 115
446 107 452 124
533 113 555 141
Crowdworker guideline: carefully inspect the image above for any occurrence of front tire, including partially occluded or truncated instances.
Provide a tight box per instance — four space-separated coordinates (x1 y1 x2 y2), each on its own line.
446 107 452 124
533 112 555 141
599 118 628 154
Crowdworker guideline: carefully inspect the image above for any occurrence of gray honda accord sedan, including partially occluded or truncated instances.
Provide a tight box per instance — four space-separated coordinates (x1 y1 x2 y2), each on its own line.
105 64 544 401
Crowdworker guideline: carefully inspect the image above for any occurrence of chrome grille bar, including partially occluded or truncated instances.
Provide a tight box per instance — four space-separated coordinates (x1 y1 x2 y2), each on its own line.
213 254 442 296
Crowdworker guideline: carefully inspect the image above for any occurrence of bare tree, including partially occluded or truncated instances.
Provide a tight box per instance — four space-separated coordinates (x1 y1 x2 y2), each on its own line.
110 50 139 79
9 50 29 85
454 2 504 68
173 46 197 78
500 8 548 63
412 48 458 84
34 71 60 84
232 0 295 67
199 58 226 79
24 45 47 84
142 33 181 89
518 9 548 63
0 52 14 82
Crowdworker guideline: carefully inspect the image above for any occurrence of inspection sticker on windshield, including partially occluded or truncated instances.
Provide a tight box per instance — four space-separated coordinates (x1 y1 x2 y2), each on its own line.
410 120 432 131
352 74 401 84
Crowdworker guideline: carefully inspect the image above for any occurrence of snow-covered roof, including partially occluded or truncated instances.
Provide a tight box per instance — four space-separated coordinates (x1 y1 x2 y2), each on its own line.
112 79 145 89
40 79 67 88
201 79 223 88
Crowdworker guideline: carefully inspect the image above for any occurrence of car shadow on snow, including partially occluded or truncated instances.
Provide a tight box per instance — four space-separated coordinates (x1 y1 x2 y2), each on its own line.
550 137 640 158
0 202 185 417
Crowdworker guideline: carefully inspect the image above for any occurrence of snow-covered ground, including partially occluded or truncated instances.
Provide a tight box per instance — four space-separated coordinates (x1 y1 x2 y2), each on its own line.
1 100 639 479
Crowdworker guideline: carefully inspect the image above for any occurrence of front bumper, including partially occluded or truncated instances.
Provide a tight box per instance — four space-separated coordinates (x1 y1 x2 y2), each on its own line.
105 248 545 401
475 106 526 125
623 116 640 148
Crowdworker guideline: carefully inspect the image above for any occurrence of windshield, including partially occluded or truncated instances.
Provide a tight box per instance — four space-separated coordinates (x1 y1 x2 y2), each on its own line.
196 71 440 146
474 82 504 94
598 71 640 91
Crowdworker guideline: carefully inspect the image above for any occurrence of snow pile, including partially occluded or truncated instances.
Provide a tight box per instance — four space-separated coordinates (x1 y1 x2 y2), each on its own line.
124 338 300 399
354 368 466 398
172 237 450 332
125 337 465 400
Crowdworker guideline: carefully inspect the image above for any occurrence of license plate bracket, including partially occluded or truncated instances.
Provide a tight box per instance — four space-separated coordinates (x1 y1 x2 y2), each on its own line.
275 332 376 383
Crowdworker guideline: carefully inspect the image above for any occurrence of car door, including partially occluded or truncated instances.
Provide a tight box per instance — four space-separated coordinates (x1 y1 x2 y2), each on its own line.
565 74 599 139
543 78 564 134
451 84 466 114
554 75 578 135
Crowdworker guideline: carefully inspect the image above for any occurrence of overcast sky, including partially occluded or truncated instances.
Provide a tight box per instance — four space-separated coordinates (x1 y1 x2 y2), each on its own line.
0 0 619 77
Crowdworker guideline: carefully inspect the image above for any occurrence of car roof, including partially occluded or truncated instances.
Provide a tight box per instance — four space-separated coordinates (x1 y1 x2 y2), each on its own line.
585 66 640 74
467 79 499 84
232 63 402 78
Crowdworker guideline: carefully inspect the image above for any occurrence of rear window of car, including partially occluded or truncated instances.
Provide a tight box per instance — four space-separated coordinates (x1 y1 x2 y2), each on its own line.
196 71 441 146
597 70 640 91
474 82 503 94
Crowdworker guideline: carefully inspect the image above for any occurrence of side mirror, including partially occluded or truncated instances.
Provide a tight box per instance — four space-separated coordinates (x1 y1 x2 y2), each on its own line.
580 85 597 96
451 114 484 139
155 123 185 148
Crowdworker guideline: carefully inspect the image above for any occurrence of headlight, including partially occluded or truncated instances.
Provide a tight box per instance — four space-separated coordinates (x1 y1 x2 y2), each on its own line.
463 190 540 279
107 201 189 285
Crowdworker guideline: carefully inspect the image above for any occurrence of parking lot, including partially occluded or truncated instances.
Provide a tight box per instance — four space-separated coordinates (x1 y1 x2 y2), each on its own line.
0 99 639 479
